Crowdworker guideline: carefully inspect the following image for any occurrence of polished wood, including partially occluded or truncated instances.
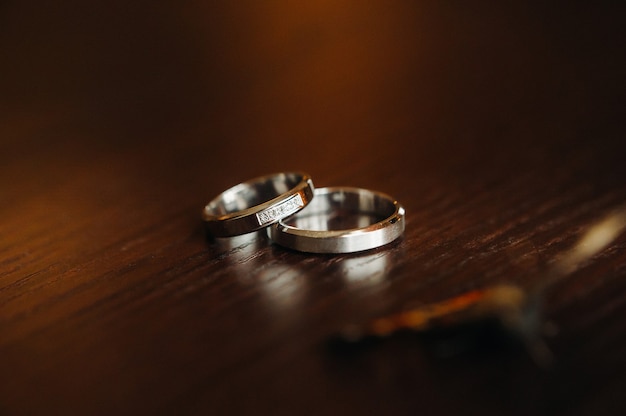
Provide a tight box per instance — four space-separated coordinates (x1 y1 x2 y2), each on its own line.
2 2 625 415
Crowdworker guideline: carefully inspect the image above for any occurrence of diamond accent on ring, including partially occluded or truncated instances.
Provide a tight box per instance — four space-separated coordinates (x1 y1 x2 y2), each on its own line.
256 193 304 225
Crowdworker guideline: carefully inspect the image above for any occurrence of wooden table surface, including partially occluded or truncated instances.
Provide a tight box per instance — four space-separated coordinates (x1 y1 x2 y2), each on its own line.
2 2 625 415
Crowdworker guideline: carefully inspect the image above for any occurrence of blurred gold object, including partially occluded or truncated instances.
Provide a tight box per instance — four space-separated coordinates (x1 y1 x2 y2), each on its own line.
334 206 626 365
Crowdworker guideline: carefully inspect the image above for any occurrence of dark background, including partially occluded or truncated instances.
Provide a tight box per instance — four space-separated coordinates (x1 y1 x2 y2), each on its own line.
1 2 625 415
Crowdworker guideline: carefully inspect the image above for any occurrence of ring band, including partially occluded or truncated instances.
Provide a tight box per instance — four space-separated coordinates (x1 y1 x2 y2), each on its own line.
203 172 315 237
268 187 405 253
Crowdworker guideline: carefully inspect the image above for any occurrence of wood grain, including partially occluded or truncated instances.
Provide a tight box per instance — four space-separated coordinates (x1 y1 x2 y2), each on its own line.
1 2 625 415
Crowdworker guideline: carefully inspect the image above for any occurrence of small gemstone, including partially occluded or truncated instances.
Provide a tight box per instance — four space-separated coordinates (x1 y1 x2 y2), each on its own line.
256 194 304 225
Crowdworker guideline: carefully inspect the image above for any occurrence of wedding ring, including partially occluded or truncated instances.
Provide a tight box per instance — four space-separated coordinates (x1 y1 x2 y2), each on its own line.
203 172 314 237
268 187 405 253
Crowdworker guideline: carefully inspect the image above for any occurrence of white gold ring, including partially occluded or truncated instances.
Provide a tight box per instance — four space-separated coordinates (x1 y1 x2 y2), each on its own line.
203 172 315 237
268 187 405 253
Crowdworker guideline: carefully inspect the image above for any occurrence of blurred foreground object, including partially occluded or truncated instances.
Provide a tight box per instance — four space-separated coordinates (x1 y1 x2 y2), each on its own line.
331 207 626 365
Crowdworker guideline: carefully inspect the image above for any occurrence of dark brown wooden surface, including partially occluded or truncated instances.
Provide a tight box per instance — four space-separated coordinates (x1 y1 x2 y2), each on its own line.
2 2 626 415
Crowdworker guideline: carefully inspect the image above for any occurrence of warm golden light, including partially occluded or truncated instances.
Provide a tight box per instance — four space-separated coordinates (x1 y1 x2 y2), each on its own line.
555 207 626 275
